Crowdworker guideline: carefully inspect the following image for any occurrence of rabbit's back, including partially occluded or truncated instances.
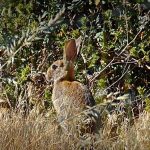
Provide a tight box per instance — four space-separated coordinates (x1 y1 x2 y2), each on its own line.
52 80 95 122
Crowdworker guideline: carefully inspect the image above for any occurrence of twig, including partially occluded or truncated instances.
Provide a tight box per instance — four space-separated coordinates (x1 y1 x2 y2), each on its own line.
104 64 130 92
48 5 65 26
90 27 143 84
90 58 115 83
90 9 150 84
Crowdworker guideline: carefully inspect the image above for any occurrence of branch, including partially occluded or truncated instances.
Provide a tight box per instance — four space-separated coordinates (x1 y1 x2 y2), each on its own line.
90 27 143 84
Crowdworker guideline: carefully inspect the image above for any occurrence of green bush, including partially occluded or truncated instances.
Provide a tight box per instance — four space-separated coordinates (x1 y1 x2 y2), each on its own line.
0 0 149 111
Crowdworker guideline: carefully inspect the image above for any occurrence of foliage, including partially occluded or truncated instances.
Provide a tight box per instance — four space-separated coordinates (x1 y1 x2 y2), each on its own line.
0 0 150 146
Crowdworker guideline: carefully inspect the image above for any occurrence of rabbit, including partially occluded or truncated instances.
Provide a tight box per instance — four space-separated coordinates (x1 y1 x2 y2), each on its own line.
46 39 99 136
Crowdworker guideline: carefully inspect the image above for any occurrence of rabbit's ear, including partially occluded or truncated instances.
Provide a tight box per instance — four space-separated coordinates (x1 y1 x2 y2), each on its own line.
63 39 77 62
75 36 82 55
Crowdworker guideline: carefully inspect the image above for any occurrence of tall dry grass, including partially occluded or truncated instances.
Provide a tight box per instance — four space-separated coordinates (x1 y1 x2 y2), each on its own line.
0 110 150 150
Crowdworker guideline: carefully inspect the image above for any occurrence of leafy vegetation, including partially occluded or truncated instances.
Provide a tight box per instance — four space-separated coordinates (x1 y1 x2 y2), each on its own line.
0 0 150 149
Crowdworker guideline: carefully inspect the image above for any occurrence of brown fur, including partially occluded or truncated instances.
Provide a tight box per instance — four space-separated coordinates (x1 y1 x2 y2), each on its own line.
46 39 97 134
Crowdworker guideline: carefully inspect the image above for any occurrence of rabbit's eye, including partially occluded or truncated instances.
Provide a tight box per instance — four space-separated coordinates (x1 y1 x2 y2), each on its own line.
52 64 58 70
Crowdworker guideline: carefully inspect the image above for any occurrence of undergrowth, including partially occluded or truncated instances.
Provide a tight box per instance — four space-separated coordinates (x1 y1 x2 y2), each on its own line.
0 112 150 150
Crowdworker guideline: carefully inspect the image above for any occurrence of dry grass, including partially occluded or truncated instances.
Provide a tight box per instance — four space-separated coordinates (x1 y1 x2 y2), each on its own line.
0 110 150 150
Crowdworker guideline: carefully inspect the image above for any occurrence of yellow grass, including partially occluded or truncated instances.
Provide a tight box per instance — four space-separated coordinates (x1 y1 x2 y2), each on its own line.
0 111 150 150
